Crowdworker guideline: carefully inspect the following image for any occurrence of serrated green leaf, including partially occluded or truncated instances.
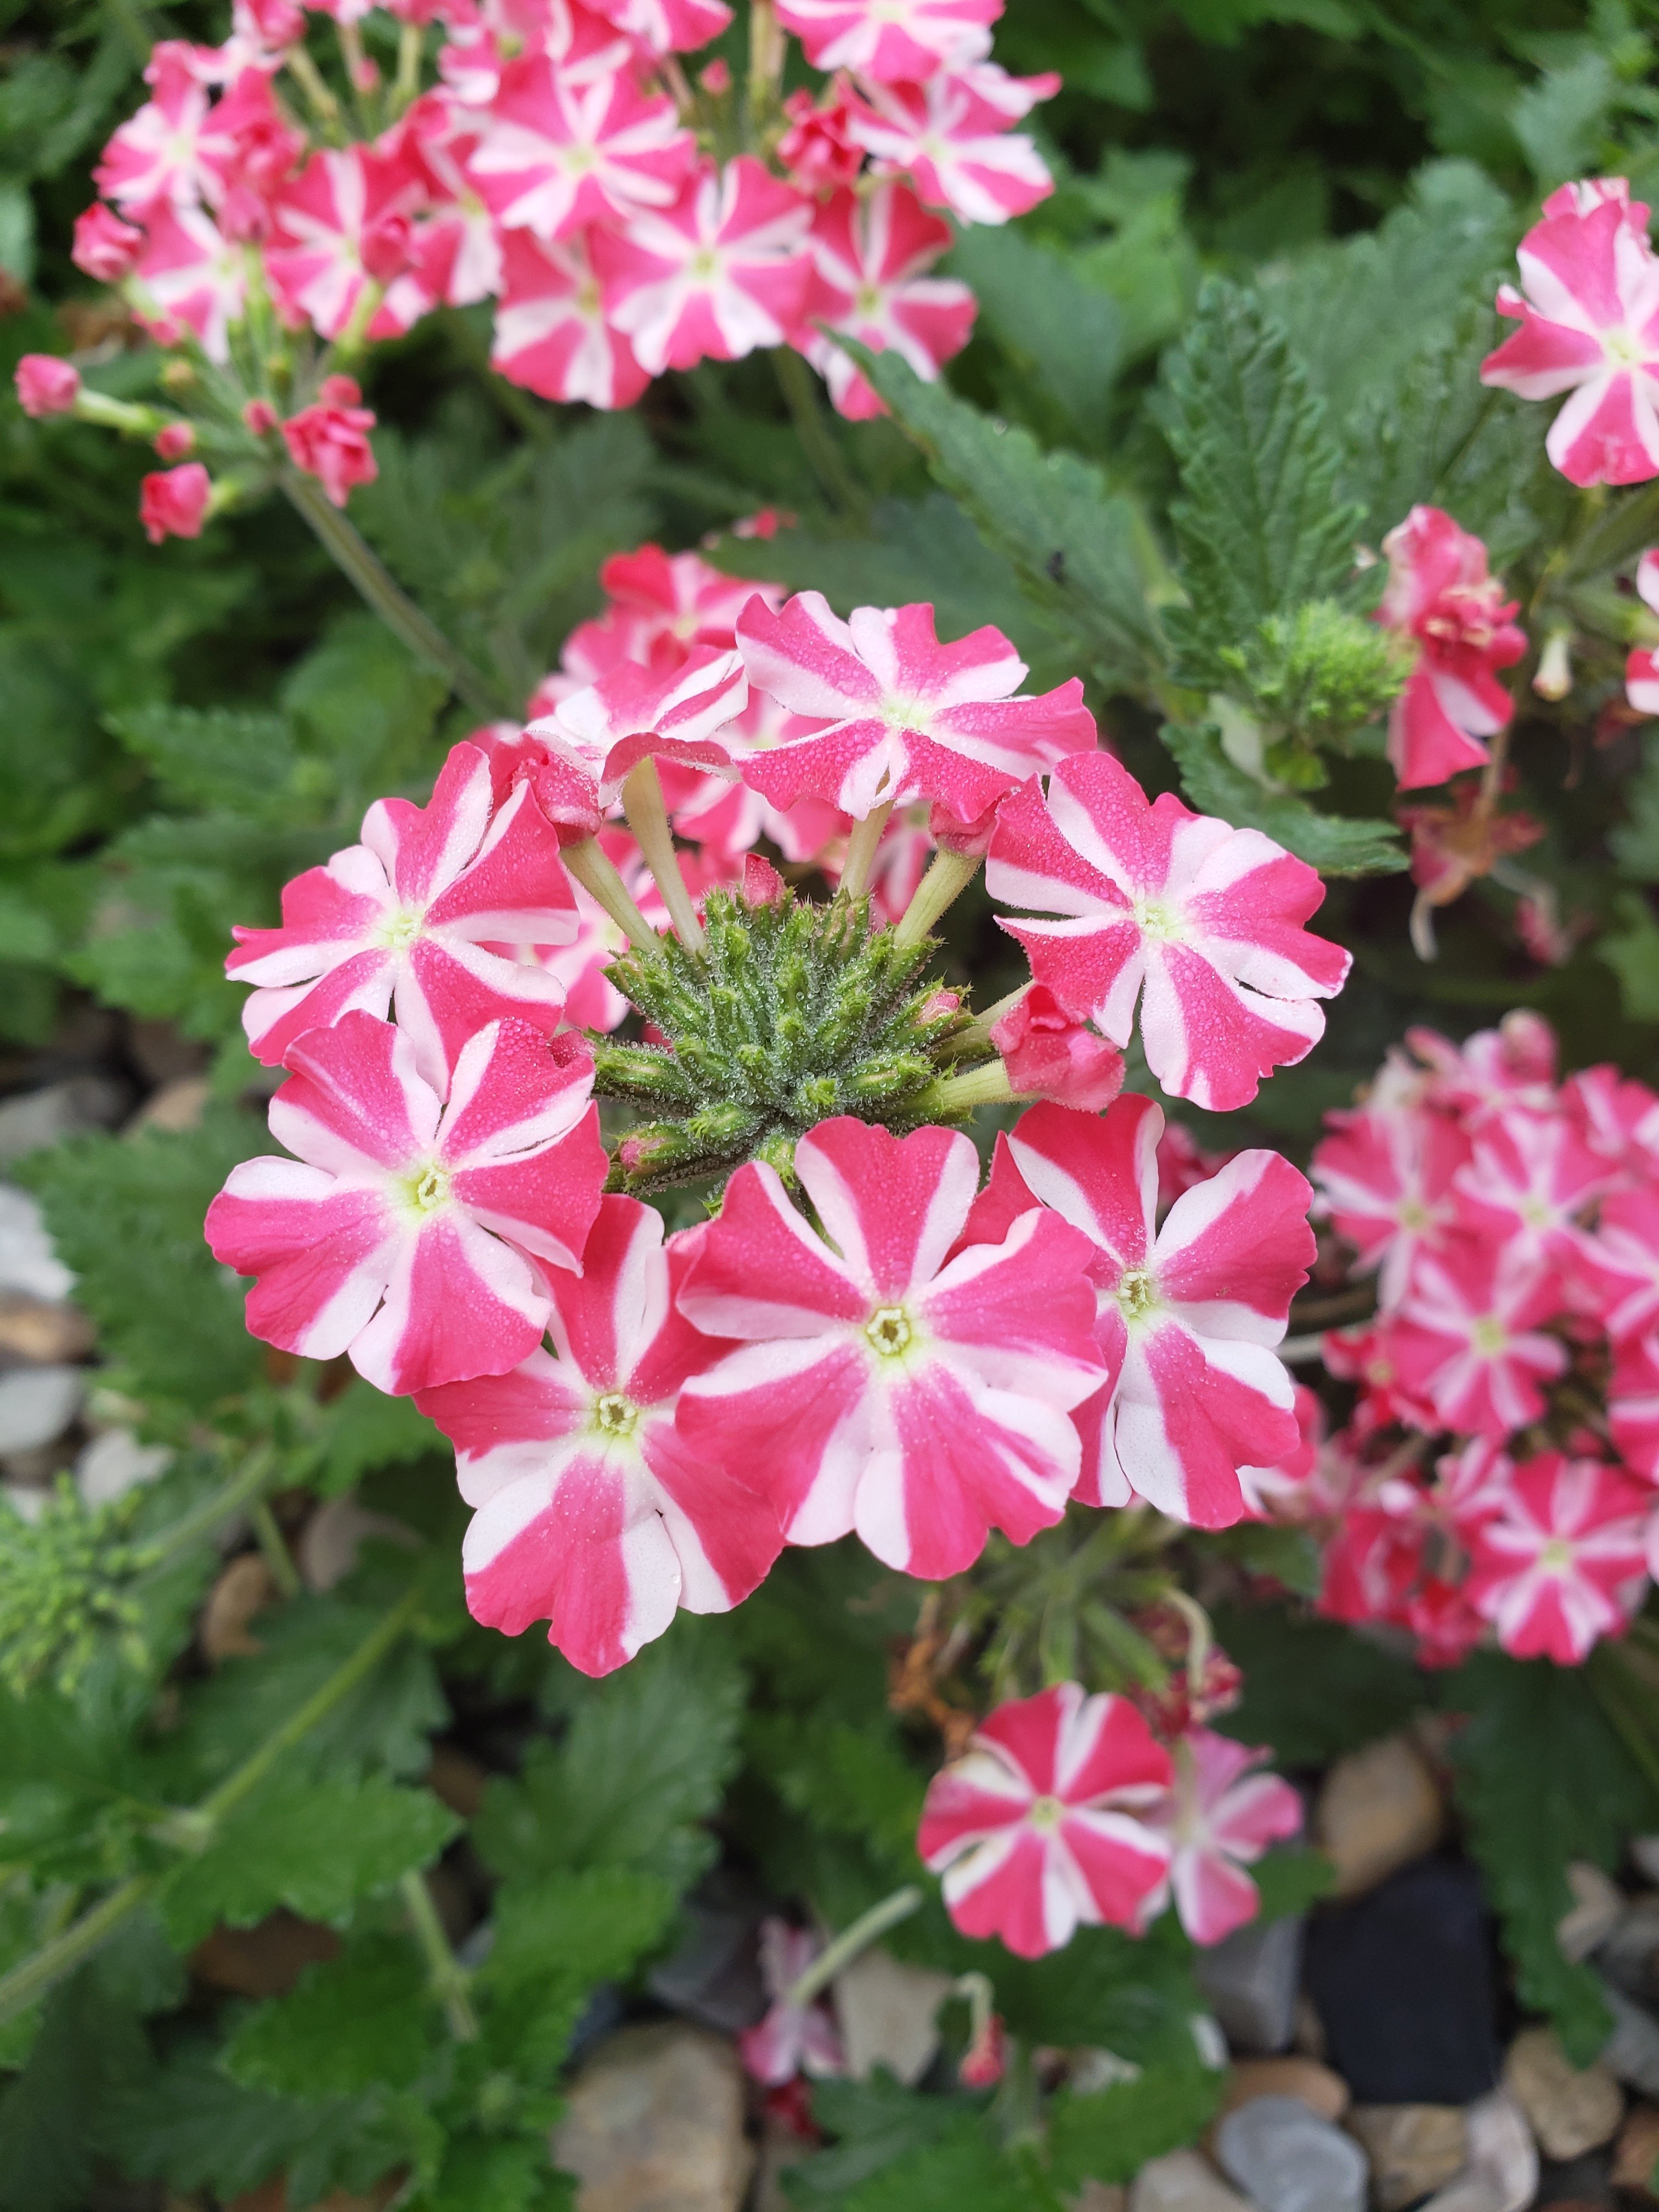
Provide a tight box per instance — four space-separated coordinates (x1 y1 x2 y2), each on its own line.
838 2117 1038 2212
225 1932 437 2100
1449 1650 1659 2063
1159 723 1405 874
1210 1602 1421 1765
1250 1846 1337 1921
105 2039 368 2200
161 1772 460 1948
844 343 1165 691
749 1713 926 1878
785 2082 998 2210
1046 2059 1223 2190
947 227 1125 446
0 1970 148 2212
317 1384 447 1498
105 704 301 819
1161 280 1363 690
482 1865 675 2000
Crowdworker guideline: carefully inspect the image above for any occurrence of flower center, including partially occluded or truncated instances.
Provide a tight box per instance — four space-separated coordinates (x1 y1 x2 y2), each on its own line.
1539 1536 1575 1573
591 1390 639 1441
409 1163 450 1213
1605 324 1649 366
381 908 425 950
1397 1198 1431 1231
1134 895 1183 943
689 246 721 281
1028 1793 1064 1831
855 283 883 317
1469 1316 1508 1355
865 1305 913 1358
1115 1267 1160 1324
880 692 930 733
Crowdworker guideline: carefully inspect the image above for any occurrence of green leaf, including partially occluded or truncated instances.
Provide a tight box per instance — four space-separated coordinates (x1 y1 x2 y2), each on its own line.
835 2118 1038 2212
786 2083 1012 2211
0 1969 148 2212
482 1865 676 2001
1600 889 1659 1023
474 1630 744 1891
1046 2059 1223 2190
106 2039 370 2201
1210 1602 1421 1765
749 1712 926 1879
1612 733 1659 882
1448 1651 1659 2063
1159 724 1406 875
947 227 1125 445
844 343 1165 691
317 1384 447 1498
1511 53 1617 189
1250 1846 1338 1921
225 1933 437 2100
16 1109 267 1406
160 1772 461 1948
105 704 302 820
1160 279 1363 689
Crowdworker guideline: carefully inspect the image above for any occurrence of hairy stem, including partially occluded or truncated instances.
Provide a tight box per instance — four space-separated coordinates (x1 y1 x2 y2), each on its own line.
0 1585 424 2023
623 758 706 953
249 1497 302 1600
893 847 983 949
562 837 659 946
399 1868 480 2041
772 347 863 517
839 798 895 904
280 467 506 719
918 1059 1015 1115
784 1884 924 2011
133 1442 280 1575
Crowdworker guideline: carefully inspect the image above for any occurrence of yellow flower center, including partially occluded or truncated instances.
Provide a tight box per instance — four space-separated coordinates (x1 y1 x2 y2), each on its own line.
865 1306 913 1358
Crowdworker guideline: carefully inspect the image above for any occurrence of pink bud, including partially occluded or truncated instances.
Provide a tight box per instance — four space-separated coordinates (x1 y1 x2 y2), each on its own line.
153 420 196 460
918 988 962 1022
14 356 81 419
242 397 279 435
318 373 363 408
72 202 143 283
281 388 378 509
700 57 731 92
990 984 1124 1112
741 854 787 907
958 2010 1006 2090
138 462 212 545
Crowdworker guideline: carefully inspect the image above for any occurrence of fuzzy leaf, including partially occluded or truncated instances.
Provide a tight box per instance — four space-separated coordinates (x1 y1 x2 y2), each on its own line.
1046 2059 1223 2189
225 1933 437 2100
317 1384 447 1498
160 1773 460 1947
105 704 302 820
1210 1602 1421 1765
947 226 1125 445
786 2081 997 2210
1159 723 1406 874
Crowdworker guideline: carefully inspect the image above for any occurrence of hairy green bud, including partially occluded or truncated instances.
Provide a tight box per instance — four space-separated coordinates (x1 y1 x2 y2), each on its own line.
1217 598 1412 781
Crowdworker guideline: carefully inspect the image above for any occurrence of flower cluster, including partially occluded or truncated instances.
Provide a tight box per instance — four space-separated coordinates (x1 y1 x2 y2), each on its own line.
202 571 1341 1676
16 0 1061 540
1268 1012 1659 1666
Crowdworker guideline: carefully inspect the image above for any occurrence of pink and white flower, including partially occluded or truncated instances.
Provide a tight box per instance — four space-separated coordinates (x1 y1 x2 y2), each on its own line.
589 0 733 51
675 1118 1106 1580
1375 507 1525 790
416 1196 780 1674
73 202 145 281
1139 1729 1302 1947
1626 548 1659 714
466 59 692 240
490 228 649 409
776 0 1001 82
529 644 749 803
95 44 230 213
139 461 212 543
205 1011 607 1396
225 739 578 1088
280 374 378 507
1464 1452 1651 1661
989 985 1124 1114
1481 184 1659 487
998 1097 1314 1527
737 1920 846 2086
988 752 1351 1113
916 1683 1173 1959
1389 1240 1568 1438
14 357 81 419
266 144 425 341
847 74 1054 227
131 202 248 360
594 157 813 375
597 543 777 668
1609 1331 1659 1480
1572 1188 1659 1343
734 591 1094 822
794 183 977 419
1454 1109 1610 1270
1311 1104 1473 1312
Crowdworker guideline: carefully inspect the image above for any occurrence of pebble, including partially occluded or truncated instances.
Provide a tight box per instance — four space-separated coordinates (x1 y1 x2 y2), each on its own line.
0 1076 127 1165
1345 2105 1467 2211
76 1427 170 1508
1068 2187 1127 2212
1612 2102 1659 2194
1559 1864 1626 1963
1314 1734 1445 1898
646 1870 766 2034
1194 1910 1304 2055
1222 2057 1349 2123
297 1494 417 1593
1600 1896 1659 2005
1504 2027 1624 2160
1127 2150 1253 2212
1305 1860 1500 2104
1213 2094 1368 2212
200 1554 278 1663
1632 1841 1659 1886
193 1911 340 1998
552 2023 753 2212
832 1945 953 2086
0 1364 81 1455
0 1291 92 1364
1600 1981 1659 2098
0 1186 72 1303
132 1075 210 1133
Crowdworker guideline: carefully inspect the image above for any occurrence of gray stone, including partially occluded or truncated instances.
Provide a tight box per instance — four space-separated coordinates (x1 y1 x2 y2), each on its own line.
0 1187 72 1303
76 1428 170 1508
1214 2095 1368 2212
1127 2149 1253 2212
1345 2106 1466 2212
1630 1839 1659 1886
0 1364 81 1454
551 2023 752 2212
0 1079 126 1166
645 1867 765 2033
1314 1735 1444 1899
1600 1896 1659 2003
1195 1910 1304 2054
1599 1980 1659 2099
2 1482 45 1525
1504 2026 1623 2159
1559 1864 1626 1963
832 1945 953 2086
1415 2090 1537 2212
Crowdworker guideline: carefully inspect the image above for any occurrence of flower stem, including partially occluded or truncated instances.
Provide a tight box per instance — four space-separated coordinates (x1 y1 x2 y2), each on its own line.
622 758 706 953
772 346 863 517
747 0 784 132
562 837 659 947
133 1442 280 1575
399 1868 479 2041
0 1584 425 2024
249 1497 302 1600
839 797 894 904
280 466 506 720
784 1884 924 2011
917 1059 1015 1116
893 846 983 949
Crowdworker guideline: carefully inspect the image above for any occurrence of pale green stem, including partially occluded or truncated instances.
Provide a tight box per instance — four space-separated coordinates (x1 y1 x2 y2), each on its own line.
747 0 783 128
74 390 164 438
399 1869 479 2041
918 1059 1015 1116
772 347 862 516
969 983 1030 1035
133 1442 279 1574
249 1497 302 1600
285 42 342 134
280 467 505 720
839 798 895 904
392 20 423 111
783 1884 924 2011
0 1585 423 2024
562 837 659 947
622 758 706 953
893 846 983 949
